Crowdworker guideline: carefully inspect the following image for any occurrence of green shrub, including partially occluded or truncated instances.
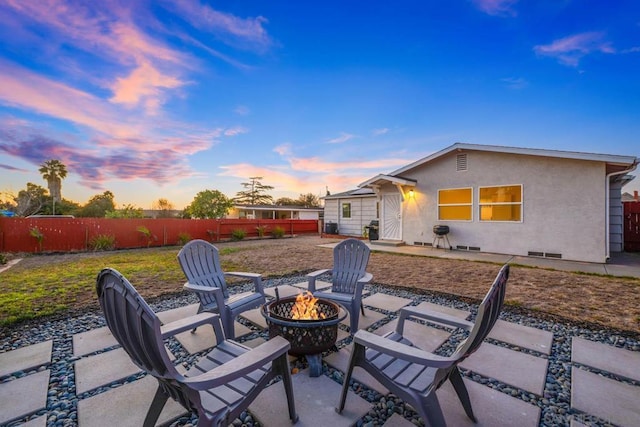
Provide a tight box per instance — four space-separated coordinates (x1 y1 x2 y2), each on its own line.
29 227 44 252
231 229 246 241
137 226 155 247
89 234 116 251
272 226 285 239
206 229 218 242
177 232 191 246
0 253 7 265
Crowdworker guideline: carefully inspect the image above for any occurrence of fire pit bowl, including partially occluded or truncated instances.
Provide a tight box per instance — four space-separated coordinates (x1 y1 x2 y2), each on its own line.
261 295 347 376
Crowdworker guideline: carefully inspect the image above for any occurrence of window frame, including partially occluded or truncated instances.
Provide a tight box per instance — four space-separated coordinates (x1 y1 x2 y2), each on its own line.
341 202 352 219
437 187 473 221
478 184 523 223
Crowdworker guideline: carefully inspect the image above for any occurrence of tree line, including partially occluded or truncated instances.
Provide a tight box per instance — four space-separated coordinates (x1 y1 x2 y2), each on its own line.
0 162 322 219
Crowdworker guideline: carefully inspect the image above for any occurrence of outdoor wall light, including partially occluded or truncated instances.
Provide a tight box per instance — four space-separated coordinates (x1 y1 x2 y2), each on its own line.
409 189 415 198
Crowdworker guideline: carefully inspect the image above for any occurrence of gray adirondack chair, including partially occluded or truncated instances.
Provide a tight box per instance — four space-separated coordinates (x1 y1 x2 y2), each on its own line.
337 264 510 426
178 239 266 339
96 268 297 427
307 238 372 335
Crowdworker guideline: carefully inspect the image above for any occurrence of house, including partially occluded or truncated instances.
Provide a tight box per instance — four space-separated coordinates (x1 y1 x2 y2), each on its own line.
353 143 637 263
322 188 378 236
227 204 324 220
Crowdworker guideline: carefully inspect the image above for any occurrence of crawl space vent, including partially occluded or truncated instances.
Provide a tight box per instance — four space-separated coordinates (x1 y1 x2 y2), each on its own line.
456 154 467 171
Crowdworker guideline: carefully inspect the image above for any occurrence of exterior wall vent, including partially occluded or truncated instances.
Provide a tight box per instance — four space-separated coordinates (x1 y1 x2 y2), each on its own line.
456 154 468 171
468 246 481 251
545 253 562 259
528 251 562 259
456 245 480 251
528 251 544 257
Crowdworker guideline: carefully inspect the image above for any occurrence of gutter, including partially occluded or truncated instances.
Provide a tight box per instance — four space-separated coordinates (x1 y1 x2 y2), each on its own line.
605 159 639 260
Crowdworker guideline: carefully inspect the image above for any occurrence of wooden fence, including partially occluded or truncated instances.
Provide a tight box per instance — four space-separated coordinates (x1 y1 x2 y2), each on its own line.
0 217 320 253
624 201 640 252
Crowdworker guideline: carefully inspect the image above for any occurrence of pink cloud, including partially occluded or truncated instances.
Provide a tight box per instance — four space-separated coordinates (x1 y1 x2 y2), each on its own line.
223 126 249 136
326 132 357 144
472 0 518 17
534 32 615 66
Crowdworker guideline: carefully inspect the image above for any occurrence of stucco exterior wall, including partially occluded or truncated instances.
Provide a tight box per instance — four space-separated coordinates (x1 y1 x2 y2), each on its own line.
323 196 378 236
399 150 607 263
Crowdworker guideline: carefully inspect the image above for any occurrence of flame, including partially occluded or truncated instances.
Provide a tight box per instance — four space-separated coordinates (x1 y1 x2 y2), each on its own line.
291 291 326 320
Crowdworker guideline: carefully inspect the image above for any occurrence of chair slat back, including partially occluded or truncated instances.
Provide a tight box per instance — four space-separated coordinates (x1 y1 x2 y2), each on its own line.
332 238 371 294
97 268 199 413
453 264 509 361
178 240 229 302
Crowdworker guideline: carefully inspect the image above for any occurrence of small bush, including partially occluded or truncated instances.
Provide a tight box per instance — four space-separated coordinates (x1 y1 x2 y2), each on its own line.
177 232 191 246
0 253 7 265
29 227 44 251
136 226 155 247
231 229 246 241
206 229 218 242
89 234 116 251
255 225 268 238
272 226 285 239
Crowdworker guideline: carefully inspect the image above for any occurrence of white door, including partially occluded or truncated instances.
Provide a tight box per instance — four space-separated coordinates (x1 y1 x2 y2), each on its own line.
382 193 402 240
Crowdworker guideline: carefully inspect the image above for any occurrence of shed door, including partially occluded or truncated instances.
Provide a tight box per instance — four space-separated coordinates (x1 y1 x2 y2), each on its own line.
382 193 402 240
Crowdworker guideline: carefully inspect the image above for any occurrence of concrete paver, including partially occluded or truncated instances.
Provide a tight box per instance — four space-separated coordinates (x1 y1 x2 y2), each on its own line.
0 370 49 425
174 321 251 353
323 347 389 395
572 337 640 382
73 327 117 357
571 367 640 427
77 375 186 427
488 319 554 355
460 342 548 395
0 340 51 377
264 284 304 299
383 413 415 427
373 318 452 352
341 307 386 330
250 370 372 427
413 301 470 320
240 307 269 329
362 292 412 312
75 347 142 394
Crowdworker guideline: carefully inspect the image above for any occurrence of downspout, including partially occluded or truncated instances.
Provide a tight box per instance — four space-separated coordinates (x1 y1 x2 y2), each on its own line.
605 160 638 260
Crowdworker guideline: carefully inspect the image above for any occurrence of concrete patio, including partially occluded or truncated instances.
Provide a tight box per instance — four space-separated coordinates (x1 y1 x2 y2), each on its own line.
2 276 640 427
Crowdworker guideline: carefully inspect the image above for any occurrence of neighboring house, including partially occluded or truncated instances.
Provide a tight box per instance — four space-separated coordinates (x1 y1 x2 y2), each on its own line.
355 143 638 263
322 188 378 236
622 191 639 202
227 204 324 220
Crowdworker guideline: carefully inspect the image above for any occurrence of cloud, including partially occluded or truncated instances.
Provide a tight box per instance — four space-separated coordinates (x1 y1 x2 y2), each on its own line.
0 163 27 172
273 143 292 156
622 46 640 53
372 128 389 136
501 77 528 89
234 105 250 115
223 126 249 136
534 32 615 66
326 132 357 144
472 0 518 17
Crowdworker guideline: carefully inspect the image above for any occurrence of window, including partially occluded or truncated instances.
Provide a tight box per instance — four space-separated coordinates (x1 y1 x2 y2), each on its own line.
342 202 351 218
438 188 472 220
479 185 522 222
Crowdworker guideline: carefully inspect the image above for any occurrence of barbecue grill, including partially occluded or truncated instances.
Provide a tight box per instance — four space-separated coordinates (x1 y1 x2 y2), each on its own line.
432 225 452 249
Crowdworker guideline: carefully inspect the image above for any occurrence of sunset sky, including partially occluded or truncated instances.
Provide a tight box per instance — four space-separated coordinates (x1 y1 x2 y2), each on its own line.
1 0 639 209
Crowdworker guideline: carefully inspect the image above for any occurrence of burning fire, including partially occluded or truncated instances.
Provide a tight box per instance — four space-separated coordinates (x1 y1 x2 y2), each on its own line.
291 291 326 320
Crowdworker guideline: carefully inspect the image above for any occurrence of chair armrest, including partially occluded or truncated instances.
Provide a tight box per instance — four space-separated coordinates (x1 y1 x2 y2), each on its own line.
357 272 373 284
183 282 220 294
397 306 473 335
307 269 331 292
160 312 222 339
182 336 291 390
353 330 455 368
225 272 264 295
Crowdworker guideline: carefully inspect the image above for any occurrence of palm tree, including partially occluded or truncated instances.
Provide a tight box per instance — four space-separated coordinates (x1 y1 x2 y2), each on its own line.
39 160 68 213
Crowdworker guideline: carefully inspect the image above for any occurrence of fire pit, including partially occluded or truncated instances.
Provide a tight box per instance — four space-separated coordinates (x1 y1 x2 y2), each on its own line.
261 291 347 377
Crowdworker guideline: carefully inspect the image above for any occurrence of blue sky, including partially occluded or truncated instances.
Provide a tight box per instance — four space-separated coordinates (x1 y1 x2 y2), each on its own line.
1 0 639 209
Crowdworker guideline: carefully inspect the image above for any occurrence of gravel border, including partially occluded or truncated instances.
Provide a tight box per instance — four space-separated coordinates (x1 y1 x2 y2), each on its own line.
2 275 639 427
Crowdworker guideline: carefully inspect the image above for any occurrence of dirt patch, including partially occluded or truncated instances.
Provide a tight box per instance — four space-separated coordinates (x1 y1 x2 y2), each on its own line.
7 235 640 335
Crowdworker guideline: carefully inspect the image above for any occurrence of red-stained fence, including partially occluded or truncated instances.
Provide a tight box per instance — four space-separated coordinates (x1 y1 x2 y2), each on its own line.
0 217 320 253
624 202 640 252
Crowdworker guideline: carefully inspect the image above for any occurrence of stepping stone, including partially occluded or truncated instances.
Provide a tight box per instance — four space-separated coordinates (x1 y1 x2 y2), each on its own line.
572 337 640 382
413 301 470 322
571 367 640 427
293 280 332 291
0 340 52 377
0 370 49 425
383 413 415 427
250 370 372 427
324 346 389 395
362 293 412 312
240 307 268 329
77 375 186 426
460 342 548 395
174 321 251 354
373 319 451 352
265 284 305 299
436 377 540 427
73 327 118 357
75 348 142 394
341 308 386 330
488 320 553 355
156 304 199 324
21 415 46 427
